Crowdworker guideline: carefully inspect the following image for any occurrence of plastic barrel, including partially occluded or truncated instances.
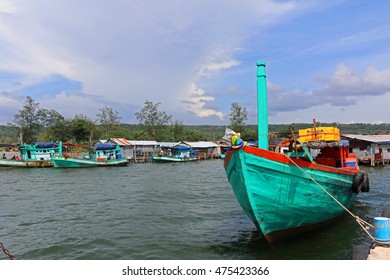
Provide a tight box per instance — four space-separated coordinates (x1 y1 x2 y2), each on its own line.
374 217 390 243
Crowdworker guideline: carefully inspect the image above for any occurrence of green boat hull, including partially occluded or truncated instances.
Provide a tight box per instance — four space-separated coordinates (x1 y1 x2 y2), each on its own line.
224 146 358 243
53 157 129 168
0 159 53 168
151 155 198 163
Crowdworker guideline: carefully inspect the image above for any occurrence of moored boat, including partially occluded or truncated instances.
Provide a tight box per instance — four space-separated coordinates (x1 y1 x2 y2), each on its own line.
152 144 198 163
0 142 61 168
223 62 369 243
53 143 129 168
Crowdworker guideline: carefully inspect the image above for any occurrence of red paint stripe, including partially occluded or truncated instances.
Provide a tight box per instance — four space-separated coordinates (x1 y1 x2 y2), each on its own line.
223 150 233 169
243 146 356 176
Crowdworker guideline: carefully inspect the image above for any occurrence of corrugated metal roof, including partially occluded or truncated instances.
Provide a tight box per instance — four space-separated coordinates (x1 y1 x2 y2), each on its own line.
109 138 132 146
183 141 219 148
159 142 179 147
130 140 158 146
342 134 390 143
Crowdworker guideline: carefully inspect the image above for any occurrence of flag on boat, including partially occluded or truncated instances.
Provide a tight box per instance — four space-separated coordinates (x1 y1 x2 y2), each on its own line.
221 127 237 143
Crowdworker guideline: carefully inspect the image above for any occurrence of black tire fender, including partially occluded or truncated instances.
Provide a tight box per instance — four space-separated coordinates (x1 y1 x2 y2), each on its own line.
352 244 369 260
360 172 369 192
382 207 390 218
352 171 364 194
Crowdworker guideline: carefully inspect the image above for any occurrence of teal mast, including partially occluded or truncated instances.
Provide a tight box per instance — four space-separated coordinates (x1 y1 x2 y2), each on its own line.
256 62 268 149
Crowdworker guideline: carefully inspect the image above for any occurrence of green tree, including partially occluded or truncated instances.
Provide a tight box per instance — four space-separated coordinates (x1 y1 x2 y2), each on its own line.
183 128 207 141
39 109 73 141
135 100 172 140
229 102 248 133
171 120 186 141
12 96 46 143
97 106 122 138
70 114 95 144
242 128 257 141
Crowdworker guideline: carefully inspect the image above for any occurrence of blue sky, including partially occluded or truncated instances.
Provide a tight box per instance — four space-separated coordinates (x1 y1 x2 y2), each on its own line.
1 0 390 125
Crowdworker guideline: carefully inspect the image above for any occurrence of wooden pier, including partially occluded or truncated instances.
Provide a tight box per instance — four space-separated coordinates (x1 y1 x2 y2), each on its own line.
367 244 390 260
352 243 390 260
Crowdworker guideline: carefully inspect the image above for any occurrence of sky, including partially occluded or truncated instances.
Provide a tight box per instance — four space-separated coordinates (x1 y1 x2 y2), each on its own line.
1 0 390 126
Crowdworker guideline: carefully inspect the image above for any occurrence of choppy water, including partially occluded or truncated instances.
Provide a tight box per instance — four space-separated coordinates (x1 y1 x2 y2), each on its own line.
0 160 389 260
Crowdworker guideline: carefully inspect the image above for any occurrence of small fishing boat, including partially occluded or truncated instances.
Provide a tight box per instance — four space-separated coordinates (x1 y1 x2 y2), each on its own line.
151 144 198 163
52 143 129 168
0 142 61 168
224 62 369 243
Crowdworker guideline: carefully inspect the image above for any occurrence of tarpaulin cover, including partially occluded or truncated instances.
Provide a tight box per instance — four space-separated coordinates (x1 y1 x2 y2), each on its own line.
95 143 116 150
173 145 191 151
32 142 57 148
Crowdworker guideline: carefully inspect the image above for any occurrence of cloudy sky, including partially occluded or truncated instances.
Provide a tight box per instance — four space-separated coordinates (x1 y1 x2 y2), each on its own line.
1 0 390 125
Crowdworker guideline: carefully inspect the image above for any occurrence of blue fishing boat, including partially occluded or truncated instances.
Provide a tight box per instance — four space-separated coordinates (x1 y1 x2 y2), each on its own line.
53 143 129 168
224 62 369 243
0 142 61 168
151 144 198 163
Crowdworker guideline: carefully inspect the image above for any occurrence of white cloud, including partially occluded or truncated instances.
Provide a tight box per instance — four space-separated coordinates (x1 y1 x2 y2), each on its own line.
2 0 389 126
315 63 390 97
266 63 390 124
205 60 240 71
365 66 390 88
0 0 302 124
0 0 16 14
184 82 224 120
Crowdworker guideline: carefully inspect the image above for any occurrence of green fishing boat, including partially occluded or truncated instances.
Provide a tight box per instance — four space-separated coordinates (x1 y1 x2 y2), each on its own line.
0 142 61 168
224 62 369 243
53 143 129 168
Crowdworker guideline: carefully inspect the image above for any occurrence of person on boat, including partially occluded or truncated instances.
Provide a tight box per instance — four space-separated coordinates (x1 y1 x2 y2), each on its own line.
15 156 20 160
2 153 6 159
11 155 16 160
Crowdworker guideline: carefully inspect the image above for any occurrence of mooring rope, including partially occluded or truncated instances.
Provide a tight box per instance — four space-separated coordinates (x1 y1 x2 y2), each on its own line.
0 242 15 260
286 155 376 241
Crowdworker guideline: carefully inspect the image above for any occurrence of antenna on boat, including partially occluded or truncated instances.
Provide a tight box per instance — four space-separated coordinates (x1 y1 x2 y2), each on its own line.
256 62 268 149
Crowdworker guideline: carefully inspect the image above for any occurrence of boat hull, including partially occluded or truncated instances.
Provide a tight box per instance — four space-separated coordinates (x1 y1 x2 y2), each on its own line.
0 159 53 168
53 158 129 168
151 155 198 163
224 146 357 243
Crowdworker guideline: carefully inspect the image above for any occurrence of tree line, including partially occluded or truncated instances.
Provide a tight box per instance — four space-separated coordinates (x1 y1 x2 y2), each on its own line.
1 96 389 145
1 97 252 144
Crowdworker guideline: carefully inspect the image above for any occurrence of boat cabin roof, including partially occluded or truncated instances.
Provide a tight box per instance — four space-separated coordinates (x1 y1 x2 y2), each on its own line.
21 142 58 149
95 143 117 150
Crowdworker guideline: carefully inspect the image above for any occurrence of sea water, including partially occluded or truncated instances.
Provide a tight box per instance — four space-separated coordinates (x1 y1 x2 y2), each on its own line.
0 161 389 260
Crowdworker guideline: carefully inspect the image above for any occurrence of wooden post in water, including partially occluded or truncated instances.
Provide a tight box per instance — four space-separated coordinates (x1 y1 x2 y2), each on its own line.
256 62 268 150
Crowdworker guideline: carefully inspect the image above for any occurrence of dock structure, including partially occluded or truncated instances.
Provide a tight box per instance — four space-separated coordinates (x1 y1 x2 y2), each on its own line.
352 243 390 260
367 245 390 260
342 134 390 166
354 208 390 260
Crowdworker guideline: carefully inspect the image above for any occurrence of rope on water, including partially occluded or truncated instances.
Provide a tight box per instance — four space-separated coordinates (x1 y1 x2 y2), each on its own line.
286 155 376 241
0 242 15 260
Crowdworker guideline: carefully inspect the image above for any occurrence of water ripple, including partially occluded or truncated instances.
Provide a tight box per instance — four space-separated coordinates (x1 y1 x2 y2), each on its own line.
1 161 389 259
